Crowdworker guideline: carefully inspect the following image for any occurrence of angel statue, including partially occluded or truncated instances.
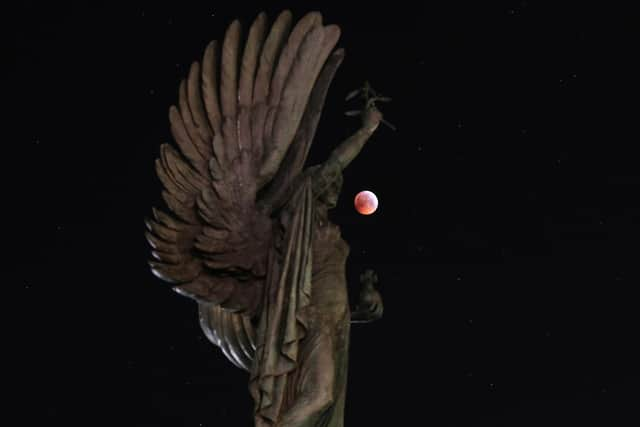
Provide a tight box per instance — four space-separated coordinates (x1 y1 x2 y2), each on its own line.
145 10 387 426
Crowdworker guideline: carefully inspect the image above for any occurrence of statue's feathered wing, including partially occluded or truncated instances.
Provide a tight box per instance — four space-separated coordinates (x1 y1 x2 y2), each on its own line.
145 11 344 370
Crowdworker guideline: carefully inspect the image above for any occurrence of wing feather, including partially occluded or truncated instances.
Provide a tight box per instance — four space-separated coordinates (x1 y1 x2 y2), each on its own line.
199 304 221 346
145 240 192 267
221 114 239 166
268 12 322 107
253 11 293 105
276 25 341 144
232 314 254 360
216 311 245 369
194 233 234 254
145 230 177 253
176 275 235 305
161 144 208 190
250 102 269 164
168 106 206 175
201 41 223 137
155 160 190 204
150 249 184 265
177 80 205 158
221 313 251 368
187 61 214 151
239 13 268 108
195 190 225 229
202 252 254 271
220 20 241 120
144 217 181 243
161 190 198 224
209 150 225 182
200 225 230 240
151 207 196 232
149 259 201 283
242 315 257 350
237 107 252 154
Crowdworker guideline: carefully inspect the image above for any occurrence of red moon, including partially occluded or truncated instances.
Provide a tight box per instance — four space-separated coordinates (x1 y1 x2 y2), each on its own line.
354 191 378 215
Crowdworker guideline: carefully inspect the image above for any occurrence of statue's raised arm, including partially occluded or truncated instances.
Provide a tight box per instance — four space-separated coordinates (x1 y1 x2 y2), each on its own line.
311 104 383 198
145 10 389 426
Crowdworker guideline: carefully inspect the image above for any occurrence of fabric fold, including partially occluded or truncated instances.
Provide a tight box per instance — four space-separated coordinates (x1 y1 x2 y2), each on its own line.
249 175 315 425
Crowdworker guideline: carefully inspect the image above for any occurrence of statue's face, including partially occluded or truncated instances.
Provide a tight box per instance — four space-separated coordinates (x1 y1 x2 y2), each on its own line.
322 177 343 209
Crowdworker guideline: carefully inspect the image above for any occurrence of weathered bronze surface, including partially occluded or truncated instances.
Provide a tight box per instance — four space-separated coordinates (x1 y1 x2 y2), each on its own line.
146 10 385 426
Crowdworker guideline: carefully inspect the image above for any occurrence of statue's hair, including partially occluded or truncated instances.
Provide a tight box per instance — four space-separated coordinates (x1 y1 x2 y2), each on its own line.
321 172 343 209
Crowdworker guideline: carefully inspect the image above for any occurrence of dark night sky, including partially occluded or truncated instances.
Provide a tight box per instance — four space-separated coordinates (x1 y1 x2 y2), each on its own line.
6 1 639 426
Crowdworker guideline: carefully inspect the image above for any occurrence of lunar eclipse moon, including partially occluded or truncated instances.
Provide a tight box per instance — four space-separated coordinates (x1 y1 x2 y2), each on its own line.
354 190 378 215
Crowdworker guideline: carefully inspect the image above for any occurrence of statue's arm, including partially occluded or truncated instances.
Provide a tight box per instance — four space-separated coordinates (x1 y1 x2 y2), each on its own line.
312 106 383 196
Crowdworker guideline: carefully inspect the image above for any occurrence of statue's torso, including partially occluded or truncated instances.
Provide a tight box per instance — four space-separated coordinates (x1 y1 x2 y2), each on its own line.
310 215 350 330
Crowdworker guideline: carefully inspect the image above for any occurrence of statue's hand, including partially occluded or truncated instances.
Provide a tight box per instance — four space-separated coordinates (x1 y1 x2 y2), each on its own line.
359 268 379 286
353 269 383 322
355 286 383 321
362 105 383 133
345 81 395 131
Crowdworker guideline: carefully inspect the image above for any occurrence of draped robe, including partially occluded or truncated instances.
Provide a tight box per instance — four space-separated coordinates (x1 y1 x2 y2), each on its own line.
250 163 350 426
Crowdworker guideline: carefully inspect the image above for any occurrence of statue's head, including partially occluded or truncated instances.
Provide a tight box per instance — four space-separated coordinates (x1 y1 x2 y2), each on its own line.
320 174 343 209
